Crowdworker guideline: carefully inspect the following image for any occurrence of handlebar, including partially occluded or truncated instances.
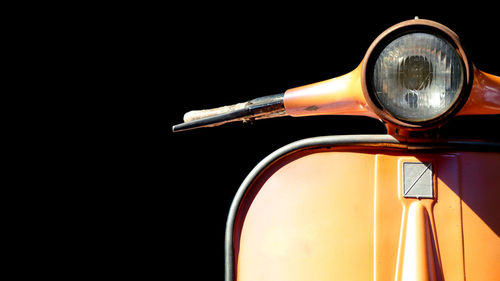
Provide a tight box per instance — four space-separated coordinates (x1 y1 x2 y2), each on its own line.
172 93 286 132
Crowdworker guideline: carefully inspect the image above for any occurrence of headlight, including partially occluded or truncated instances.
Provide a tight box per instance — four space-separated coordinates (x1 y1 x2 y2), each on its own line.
372 33 463 122
362 19 472 127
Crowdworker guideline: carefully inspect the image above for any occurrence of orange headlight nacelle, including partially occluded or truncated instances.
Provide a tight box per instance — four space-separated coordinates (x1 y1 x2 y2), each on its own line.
284 18 500 134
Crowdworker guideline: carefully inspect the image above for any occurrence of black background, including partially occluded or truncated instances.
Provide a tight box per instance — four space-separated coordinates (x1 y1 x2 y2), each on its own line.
167 9 499 280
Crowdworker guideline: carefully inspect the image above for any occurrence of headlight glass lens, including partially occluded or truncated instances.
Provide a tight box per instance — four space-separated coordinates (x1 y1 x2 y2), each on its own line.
372 32 464 122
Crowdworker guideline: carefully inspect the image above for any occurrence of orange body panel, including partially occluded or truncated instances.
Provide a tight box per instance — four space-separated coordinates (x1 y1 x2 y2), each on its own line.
233 148 500 281
457 68 500 116
283 63 378 119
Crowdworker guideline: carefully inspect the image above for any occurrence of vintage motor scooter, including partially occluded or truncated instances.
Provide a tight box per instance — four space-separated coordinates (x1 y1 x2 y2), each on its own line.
173 18 500 281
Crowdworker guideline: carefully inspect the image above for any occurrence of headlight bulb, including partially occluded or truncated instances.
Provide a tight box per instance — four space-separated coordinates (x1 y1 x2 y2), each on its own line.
400 55 432 91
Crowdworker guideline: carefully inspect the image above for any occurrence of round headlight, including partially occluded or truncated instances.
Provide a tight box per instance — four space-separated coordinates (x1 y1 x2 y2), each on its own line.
362 19 472 127
372 33 464 122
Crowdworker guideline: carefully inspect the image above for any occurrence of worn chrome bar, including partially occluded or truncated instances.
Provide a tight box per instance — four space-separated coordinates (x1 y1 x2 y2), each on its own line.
172 93 286 132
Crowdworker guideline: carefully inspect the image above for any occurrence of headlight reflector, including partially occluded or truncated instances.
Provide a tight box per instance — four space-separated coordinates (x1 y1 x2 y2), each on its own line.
371 32 464 122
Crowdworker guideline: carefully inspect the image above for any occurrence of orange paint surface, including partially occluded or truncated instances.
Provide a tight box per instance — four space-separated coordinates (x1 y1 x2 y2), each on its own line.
284 63 378 119
457 68 500 116
233 148 500 280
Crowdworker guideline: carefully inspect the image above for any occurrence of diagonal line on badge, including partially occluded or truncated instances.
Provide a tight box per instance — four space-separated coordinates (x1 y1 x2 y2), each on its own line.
405 163 432 196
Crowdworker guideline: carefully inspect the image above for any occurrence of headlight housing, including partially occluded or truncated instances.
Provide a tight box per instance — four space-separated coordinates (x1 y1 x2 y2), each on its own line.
362 19 473 128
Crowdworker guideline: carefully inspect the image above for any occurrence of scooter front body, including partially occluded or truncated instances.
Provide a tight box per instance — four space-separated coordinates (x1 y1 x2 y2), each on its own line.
226 135 500 281
173 18 500 281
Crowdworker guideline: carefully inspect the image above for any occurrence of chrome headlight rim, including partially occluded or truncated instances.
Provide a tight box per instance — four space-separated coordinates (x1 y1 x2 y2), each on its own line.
361 19 474 128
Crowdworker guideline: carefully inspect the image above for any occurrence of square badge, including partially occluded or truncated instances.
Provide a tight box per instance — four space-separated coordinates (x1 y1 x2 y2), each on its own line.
403 162 433 199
